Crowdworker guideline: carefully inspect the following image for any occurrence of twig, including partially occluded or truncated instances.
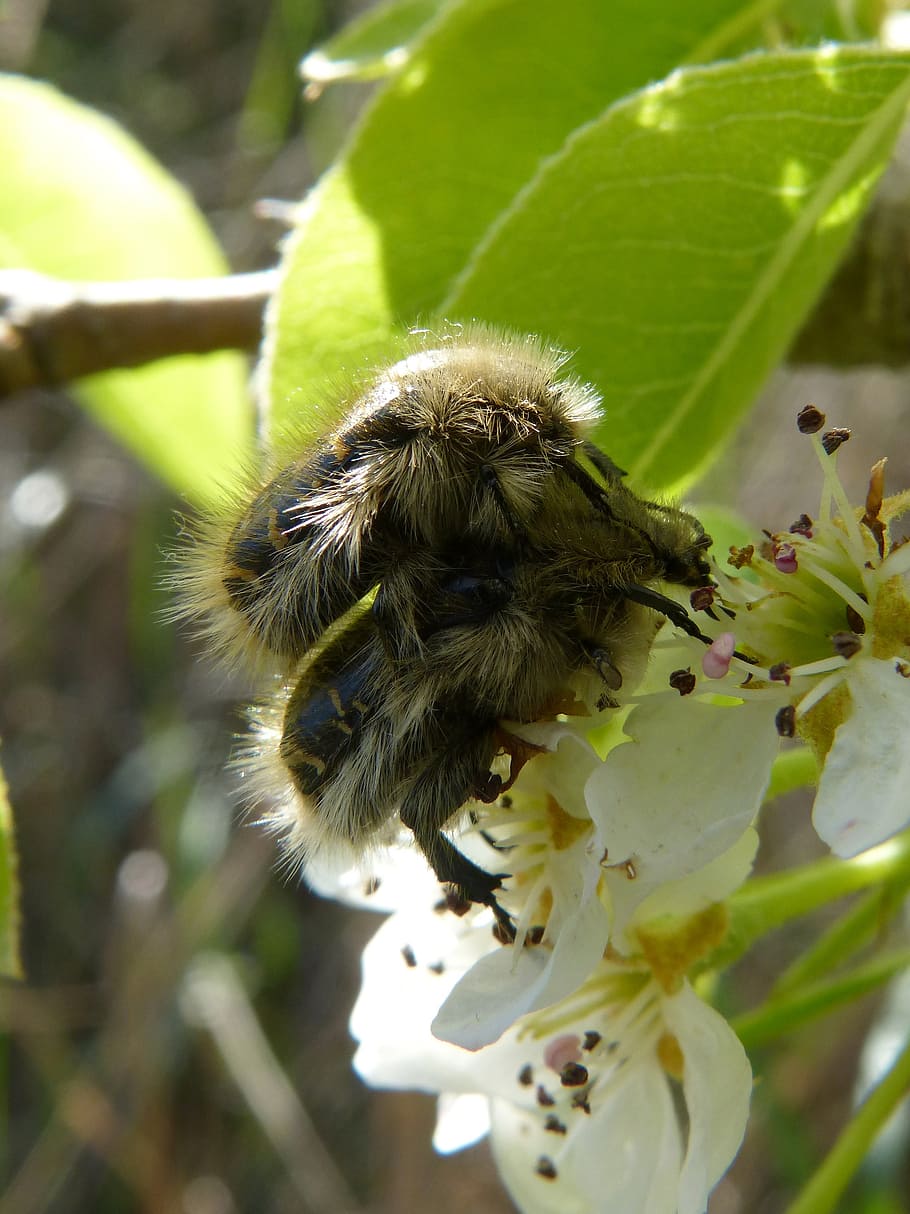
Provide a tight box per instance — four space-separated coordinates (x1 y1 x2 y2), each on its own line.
0 268 278 396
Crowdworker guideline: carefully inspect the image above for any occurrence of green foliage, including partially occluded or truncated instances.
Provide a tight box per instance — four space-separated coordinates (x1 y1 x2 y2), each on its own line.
5 3 910 1209
0 750 22 980
268 0 781 427
0 75 252 504
446 49 910 489
266 0 910 499
766 746 819 801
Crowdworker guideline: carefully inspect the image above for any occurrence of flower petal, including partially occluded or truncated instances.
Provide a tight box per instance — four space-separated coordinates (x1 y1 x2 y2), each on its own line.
586 696 777 938
813 657 910 856
433 1092 491 1154
433 840 610 1050
304 838 439 912
664 984 752 1214
490 1061 682 1214
350 899 494 1092
506 725 604 820
624 827 759 942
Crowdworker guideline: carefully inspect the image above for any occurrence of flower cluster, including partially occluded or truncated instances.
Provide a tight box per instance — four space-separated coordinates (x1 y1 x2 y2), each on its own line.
310 409 910 1214
703 408 910 858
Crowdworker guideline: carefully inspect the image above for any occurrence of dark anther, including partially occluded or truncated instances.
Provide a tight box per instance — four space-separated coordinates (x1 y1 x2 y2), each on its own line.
401 944 417 968
797 404 825 434
846 604 867 635
831 632 862 659
822 428 851 455
769 662 792 686
559 1062 589 1088
690 585 716 613
775 705 796 738
536 1084 556 1107
789 513 813 537
518 1064 534 1087
526 925 545 945
582 1031 602 1051
544 1115 568 1135
535 1157 558 1180
669 668 696 696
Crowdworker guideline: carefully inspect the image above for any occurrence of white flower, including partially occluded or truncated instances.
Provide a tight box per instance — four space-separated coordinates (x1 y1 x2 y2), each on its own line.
584 692 773 949
350 871 751 1214
488 978 750 1214
813 656 910 854
410 711 763 1050
303 655 766 1053
669 416 910 859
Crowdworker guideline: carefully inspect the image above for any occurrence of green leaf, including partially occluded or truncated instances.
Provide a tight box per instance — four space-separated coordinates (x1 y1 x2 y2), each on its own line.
445 47 910 490
689 503 755 561
267 0 790 426
0 75 252 505
301 0 446 84
766 746 819 800
0 749 23 980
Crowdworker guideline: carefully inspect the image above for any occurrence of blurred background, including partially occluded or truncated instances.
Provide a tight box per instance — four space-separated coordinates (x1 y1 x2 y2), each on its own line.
2 2 910 1212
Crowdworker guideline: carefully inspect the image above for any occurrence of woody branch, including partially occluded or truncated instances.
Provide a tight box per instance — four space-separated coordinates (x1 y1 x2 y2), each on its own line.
0 267 278 396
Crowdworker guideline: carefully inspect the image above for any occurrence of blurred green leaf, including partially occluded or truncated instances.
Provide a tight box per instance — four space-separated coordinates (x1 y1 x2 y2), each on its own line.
0 748 23 980
690 503 756 563
267 0 792 425
0 75 252 504
301 0 446 84
767 747 819 801
445 48 910 490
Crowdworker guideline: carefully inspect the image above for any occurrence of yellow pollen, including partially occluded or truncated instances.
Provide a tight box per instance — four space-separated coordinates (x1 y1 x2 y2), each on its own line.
870 577 910 661
798 679 849 762
635 904 729 993
657 1032 685 1080
545 796 591 851
534 886 554 924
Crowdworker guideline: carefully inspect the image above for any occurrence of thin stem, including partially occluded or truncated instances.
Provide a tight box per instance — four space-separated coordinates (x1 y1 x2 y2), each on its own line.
729 831 910 944
732 947 910 1050
784 1033 910 1214
707 832 910 978
773 883 910 997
